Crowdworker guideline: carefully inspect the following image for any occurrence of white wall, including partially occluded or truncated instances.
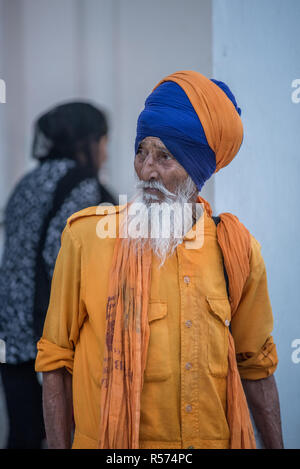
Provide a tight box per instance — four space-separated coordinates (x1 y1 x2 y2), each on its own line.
64 0 214 199
0 0 26 203
0 0 7 259
0 0 213 205
110 0 213 197
0 1 8 446
213 0 300 449
22 0 83 166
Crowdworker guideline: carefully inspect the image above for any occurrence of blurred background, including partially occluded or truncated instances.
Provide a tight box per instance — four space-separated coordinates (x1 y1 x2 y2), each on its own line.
0 0 299 449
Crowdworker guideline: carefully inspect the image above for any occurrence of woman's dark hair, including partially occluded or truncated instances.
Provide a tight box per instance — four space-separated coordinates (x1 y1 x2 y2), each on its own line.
32 101 108 171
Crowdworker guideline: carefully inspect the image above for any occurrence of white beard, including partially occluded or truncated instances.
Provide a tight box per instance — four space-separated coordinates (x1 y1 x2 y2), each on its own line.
120 175 201 267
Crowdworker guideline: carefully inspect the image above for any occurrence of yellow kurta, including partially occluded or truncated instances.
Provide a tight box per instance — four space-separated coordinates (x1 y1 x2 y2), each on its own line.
35 205 278 449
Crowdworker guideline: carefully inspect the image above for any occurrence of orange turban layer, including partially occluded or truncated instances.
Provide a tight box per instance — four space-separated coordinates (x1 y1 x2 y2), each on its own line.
154 70 244 173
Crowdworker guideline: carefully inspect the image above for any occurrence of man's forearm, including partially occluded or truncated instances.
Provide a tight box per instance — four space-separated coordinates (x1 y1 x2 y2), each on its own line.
42 368 73 449
242 375 284 449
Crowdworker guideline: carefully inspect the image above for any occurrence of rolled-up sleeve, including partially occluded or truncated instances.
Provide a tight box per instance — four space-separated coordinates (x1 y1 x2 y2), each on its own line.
35 223 86 374
231 235 278 380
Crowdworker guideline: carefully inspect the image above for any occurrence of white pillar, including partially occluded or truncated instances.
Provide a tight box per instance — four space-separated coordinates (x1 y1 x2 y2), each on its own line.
213 0 300 448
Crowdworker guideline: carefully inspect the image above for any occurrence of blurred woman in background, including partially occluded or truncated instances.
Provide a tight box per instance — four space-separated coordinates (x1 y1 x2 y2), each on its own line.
0 102 116 448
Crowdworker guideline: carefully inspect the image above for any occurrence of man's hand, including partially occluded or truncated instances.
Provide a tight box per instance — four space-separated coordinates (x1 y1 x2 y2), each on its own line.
242 375 284 449
42 368 73 449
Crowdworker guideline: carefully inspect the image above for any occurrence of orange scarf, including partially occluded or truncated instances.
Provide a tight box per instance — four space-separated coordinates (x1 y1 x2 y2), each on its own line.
198 196 256 449
98 237 152 448
98 197 256 449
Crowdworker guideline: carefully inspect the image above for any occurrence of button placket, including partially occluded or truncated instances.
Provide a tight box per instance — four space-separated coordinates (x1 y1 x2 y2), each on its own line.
181 284 196 444
179 254 198 445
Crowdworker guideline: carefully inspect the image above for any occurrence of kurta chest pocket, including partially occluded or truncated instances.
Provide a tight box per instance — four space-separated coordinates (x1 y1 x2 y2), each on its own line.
144 301 172 382
205 297 231 377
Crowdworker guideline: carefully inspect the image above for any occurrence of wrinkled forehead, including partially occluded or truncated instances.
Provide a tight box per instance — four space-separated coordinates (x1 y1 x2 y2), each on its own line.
137 136 170 152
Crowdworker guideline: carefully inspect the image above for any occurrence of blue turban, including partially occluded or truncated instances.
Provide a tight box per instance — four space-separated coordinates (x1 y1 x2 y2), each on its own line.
135 79 241 191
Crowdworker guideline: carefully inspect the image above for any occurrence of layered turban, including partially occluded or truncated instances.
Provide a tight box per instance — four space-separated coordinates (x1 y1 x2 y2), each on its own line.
135 71 243 191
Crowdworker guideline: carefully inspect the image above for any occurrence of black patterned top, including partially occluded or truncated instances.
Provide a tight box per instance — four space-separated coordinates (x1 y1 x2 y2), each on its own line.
0 158 115 364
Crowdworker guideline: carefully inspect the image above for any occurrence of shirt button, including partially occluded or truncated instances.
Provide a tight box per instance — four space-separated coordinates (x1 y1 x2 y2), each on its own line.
225 319 230 327
185 320 192 328
185 362 192 370
186 404 192 413
184 276 190 284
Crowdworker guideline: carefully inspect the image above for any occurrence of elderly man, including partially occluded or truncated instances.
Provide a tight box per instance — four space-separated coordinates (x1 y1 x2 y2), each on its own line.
35 71 283 449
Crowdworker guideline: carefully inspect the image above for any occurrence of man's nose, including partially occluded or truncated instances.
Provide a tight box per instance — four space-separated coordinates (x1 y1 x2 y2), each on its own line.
140 153 159 181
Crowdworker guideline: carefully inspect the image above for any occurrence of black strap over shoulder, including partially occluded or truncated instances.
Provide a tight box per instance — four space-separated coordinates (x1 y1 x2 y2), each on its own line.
212 216 230 299
33 165 116 340
33 166 97 340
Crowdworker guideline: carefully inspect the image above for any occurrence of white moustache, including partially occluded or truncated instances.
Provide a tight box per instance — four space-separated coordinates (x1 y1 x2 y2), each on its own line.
135 179 176 199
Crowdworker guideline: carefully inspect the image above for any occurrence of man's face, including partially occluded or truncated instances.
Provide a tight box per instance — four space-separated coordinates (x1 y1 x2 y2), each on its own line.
134 136 196 203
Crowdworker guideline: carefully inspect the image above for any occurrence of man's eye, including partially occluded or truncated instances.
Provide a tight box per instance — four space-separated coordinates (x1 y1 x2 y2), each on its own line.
136 148 146 158
161 152 172 160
